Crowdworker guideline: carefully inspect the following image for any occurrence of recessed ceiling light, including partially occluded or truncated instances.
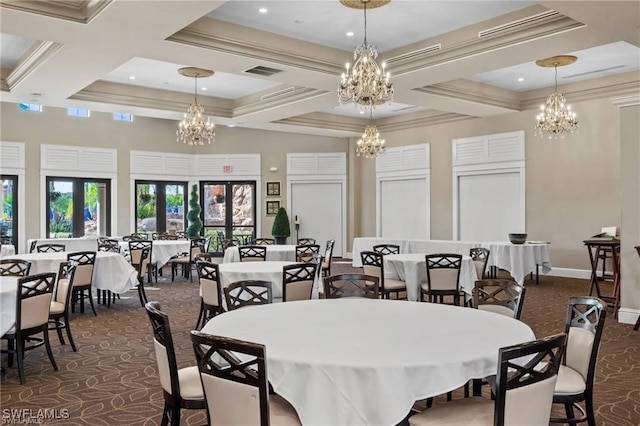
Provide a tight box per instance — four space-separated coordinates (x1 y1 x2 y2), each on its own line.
228 124 236 127
128 76 135 80
346 31 354 37
517 77 525 82
359 110 365 114
201 87 207 91
259 7 268 14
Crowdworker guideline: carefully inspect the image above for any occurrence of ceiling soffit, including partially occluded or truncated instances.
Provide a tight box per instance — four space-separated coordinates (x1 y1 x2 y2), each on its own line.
4 41 63 91
1 0 111 24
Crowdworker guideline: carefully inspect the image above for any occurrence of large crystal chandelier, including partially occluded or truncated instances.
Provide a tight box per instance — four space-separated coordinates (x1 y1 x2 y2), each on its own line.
338 0 393 108
177 67 215 146
534 55 579 139
356 109 385 158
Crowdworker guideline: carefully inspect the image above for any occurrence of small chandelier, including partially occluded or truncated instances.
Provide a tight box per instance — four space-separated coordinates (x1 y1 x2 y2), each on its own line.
338 0 393 108
176 67 215 146
356 108 385 159
534 55 578 139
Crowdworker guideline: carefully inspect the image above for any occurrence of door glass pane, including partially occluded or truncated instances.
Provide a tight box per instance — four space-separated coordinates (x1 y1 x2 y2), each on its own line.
1 178 16 242
83 182 97 236
49 180 74 238
137 183 157 233
232 184 253 226
204 227 225 253
84 182 108 237
165 184 184 233
204 184 226 227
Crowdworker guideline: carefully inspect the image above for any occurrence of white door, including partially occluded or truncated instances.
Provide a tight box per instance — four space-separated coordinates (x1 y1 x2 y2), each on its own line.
380 178 429 239
458 172 522 241
290 182 343 257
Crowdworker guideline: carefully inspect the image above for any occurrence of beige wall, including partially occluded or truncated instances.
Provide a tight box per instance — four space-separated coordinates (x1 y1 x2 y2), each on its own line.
357 97 621 271
0 103 348 241
619 103 640 313
0 98 623 271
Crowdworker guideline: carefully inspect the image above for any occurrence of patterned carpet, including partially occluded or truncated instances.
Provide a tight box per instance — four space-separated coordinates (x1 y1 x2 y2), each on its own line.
1 263 639 425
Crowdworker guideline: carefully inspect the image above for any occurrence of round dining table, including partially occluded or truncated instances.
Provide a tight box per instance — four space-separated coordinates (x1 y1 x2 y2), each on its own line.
218 261 294 301
202 298 535 426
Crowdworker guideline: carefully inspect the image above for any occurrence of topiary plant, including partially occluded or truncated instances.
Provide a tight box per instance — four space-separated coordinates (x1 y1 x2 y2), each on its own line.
186 184 203 238
271 207 290 245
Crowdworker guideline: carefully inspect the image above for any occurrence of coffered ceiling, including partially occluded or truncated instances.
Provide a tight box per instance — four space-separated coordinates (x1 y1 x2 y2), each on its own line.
1 1 638 138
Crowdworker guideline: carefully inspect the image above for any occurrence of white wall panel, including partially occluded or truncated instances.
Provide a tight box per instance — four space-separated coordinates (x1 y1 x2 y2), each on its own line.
43 144 117 173
380 178 429 239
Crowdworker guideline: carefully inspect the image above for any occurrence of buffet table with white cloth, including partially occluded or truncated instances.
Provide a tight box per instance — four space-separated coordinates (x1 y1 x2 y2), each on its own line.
384 253 478 301
202 299 535 426
352 237 551 284
118 239 190 268
3 252 137 294
1 244 16 257
222 245 297 263
27 237 102 253
218 261 294 301
0 277 19 336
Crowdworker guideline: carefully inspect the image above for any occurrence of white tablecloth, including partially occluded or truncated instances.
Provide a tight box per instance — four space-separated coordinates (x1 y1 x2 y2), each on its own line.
118 240 190 268
218 261 293 301
202 299 535 426
482 242 551 283
3 252 137 294
222 245 297 263
353 237 551 284
384 253 478 301
28 237 101 253
0 277 19 336
1 244 16 257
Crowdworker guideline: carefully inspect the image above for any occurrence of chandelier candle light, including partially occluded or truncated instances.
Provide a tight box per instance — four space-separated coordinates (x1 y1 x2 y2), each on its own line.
534 55 578 139
338 0 393 108
356 108 385 159
177 67 215 146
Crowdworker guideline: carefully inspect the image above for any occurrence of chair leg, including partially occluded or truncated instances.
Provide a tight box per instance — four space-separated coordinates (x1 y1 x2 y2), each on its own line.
7 339 15 366
17 337 25 384
54 318 65 345
585 394 596 426
87 289 97 316
160 403 170 426
43 330 58 372
195 301 205 330
564 402 576 421
65 313 77 352
138 279 148 307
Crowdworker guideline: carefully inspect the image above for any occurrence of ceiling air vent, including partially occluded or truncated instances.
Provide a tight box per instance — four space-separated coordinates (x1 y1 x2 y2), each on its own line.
260 87 295 101
386 44 441 65
244 65 283 77
478 10 559 38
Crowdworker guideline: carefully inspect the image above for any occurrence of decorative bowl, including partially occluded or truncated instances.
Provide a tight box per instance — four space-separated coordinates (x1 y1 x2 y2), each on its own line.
508 233 527 244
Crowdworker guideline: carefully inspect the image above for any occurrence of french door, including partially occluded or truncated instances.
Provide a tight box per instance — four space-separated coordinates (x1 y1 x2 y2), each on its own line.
200 181 256 254
1 175 18 247
135 181 187 236
46 177 111 238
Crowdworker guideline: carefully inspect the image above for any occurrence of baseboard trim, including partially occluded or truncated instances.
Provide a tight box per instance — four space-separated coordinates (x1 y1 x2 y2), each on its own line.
617 308 640 325
545 267 591 280
344 252 353 260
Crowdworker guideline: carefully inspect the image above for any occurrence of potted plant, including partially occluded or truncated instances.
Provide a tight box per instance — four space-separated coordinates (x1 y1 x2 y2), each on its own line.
271 207 290 245
186 184 203 238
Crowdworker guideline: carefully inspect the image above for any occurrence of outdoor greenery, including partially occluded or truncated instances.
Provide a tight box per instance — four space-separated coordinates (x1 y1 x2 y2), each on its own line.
49 189 73 234
187 184 203 237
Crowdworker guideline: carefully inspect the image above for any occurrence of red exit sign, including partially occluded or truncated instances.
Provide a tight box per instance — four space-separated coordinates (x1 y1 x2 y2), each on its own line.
223 165 232 173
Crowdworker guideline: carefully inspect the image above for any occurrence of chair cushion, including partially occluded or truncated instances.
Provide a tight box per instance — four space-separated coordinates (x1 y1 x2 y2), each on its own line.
383 279 406 290
270 394 302 425
554 365 586 396
177 366 205 400
172 256 190 264
49 301 65 315
409 397 493 425
478 304 515 318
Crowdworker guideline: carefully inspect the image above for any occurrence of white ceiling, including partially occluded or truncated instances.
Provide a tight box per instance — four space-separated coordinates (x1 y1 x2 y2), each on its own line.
0 1 638 138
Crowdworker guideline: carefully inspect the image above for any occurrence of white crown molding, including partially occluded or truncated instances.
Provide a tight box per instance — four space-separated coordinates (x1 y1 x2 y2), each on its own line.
5 41 63 91
611 94 640 107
